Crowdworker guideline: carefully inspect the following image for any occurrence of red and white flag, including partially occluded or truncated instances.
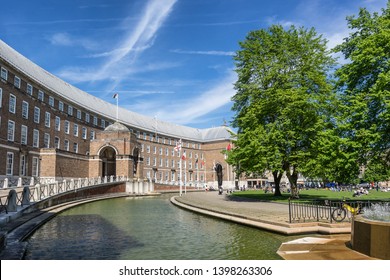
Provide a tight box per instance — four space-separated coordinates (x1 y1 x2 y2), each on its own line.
226 143 232 151
181 150 187 160
174 139 182 152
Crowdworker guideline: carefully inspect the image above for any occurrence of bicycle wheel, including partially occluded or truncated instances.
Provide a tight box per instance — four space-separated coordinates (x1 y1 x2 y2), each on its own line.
332 208 346 222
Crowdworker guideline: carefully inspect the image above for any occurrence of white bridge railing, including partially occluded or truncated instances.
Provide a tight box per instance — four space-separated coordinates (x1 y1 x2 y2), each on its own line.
0 176 150 214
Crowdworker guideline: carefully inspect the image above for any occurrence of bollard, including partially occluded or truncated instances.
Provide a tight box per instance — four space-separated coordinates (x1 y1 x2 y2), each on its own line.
21 186 31 206
7 189 18 212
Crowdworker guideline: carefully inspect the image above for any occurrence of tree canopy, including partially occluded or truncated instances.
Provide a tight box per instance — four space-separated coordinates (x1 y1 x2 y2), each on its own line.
230 25 335 197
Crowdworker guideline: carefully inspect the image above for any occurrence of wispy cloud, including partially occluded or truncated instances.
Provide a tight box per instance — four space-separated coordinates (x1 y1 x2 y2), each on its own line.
57 0 177 86
171 49 235 56
129 71 237 125
48 32 98 50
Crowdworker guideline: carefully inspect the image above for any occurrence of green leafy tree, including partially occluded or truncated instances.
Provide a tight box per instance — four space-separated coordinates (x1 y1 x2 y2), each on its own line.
230 25 335 198
334 3 390 181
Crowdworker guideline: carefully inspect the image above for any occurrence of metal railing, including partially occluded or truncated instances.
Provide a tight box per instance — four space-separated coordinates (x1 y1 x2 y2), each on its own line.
288 199 388 223
0 176 129 214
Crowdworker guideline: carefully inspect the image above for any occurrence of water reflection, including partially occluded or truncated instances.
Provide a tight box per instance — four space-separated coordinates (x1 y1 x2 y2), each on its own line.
25 195 301 260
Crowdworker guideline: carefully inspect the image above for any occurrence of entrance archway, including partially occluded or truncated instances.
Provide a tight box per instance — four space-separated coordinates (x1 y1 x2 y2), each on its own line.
99 146 116 177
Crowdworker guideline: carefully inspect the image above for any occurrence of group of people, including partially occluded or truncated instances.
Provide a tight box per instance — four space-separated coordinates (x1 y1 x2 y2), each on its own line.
353 187 369 197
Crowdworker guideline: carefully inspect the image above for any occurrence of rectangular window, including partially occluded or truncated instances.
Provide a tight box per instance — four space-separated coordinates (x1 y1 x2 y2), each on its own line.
1 67 8 81
54 137 60 149
77 109 81 119
20 154 26 176
22 101 29 119
55 116 60 131
33 129 39 148
32 157 39 177
85 113 90 123
6 152 14 176
27 83 33 95
64 139 69 151
64 120 70 134
14 76 21 88
34 107 40 123
38 90 44 101
90 130 95 140
101 119 105 128
44 133 50 148
9 94 16 113
59 101 64 111
68 105 73 116
45 112 50 127
7 120 15 141
82 127 87 139
21 125 28 145
49 96 54 107
73 123 78 137
73 142 78 153
93 116 98 126
0 87 2 108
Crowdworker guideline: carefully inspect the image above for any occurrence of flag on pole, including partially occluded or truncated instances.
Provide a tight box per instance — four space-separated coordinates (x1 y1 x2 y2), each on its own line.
181 150 187 160
174 139 182 152
113 93 118 99
226 143 232 151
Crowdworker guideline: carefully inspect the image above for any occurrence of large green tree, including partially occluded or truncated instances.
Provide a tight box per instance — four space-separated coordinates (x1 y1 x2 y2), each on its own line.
334 2 390 182
230 25 335 198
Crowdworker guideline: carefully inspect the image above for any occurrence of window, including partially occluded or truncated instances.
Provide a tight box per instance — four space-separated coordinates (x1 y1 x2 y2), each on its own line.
146 145 150 153
77 109 81 119
14 76 21 88
59 101 64 111
34 107 40 123
0 87 2 107
64 120 70 134
22 101 29 119
44 133 50 148
93 116 98 126
21 125 28 145
1 67 8 81
6 152 14 175
20 155 26 176
38 90 44 101
27 83 33 95
64 139 69 151
90 130 95 140
7 120 15 141
85 113 90 123
73 142 78 153
73 124 78 137
32 157 39 177
82 127 87 139
68 105 73 116
9 94 16 113
55 116 60 131
33 129 39 147
54 137 60 149
49 96 54 107
45 112 51 127
101 119 105 128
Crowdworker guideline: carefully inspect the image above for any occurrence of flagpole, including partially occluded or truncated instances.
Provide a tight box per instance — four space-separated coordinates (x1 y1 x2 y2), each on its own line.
116 94 119 122
179 156 182 196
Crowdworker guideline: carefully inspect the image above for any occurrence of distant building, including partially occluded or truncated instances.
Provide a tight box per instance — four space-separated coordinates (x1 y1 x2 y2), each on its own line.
0 40 235 188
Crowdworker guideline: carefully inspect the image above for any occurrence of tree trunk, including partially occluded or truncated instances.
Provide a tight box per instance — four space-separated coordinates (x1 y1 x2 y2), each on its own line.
272 170 283 196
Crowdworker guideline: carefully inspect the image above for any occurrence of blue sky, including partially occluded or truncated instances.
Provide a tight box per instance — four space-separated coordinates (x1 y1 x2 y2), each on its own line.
1 0 387 129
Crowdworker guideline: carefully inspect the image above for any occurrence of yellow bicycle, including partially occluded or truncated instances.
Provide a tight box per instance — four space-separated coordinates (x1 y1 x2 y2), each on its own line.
331 200 362 222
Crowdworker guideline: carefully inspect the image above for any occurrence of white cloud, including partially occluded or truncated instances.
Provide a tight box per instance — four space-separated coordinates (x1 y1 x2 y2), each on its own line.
171 49 235 56
129 71 237 125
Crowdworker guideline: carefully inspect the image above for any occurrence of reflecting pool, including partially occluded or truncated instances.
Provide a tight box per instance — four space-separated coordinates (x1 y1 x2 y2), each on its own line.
24 194 304 260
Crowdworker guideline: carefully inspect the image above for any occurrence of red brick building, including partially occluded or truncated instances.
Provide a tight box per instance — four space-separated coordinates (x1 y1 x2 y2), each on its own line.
0 40 235 188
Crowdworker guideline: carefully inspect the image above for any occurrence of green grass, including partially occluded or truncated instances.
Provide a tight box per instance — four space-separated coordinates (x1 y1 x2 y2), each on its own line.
231 189 390 203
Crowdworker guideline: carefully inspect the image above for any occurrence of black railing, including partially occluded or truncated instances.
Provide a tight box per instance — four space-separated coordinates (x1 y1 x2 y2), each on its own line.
288 199 387 223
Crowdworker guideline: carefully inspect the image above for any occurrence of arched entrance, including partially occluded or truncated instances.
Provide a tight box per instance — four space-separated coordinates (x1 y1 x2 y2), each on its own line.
99 146 116 177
